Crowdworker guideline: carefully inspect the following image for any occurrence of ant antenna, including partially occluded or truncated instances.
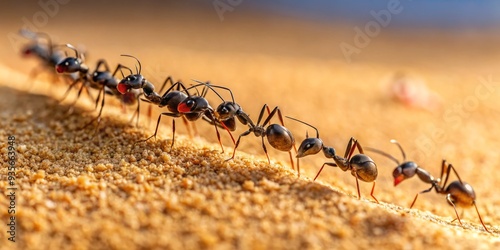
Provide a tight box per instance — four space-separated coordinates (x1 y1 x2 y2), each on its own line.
286 116 320 139
365 140 402 165
189 80 226 102
59 44 80 59
121 54 142 74
390 139 407 161
192 79 235 103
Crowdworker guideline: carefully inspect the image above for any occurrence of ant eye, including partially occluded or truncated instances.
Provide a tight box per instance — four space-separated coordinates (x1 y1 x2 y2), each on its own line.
65 62 69 66
187 100 195 107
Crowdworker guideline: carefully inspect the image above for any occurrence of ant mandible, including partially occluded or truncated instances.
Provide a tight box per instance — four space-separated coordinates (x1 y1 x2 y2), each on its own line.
367 140 490 232
286 117 379 203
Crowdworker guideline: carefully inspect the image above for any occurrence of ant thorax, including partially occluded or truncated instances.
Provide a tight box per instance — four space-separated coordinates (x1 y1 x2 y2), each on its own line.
252 126 266 137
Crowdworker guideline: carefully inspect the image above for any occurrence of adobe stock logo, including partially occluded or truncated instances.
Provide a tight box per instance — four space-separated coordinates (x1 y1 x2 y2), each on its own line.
213 0 243 21
7 0 71 51
340 0 404 63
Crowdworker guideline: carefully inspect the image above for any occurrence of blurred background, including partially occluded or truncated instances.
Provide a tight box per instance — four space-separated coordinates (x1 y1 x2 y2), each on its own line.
1 0 499 221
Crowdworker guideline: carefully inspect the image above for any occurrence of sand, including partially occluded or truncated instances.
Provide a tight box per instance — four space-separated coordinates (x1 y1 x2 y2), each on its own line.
1 2 500 249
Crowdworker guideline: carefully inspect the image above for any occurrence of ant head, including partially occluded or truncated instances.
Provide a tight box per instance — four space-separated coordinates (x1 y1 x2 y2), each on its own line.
55 57 81 73
178 96 209 113
296 138 323 158
117 74 146 94
216 102 239 120
393 161 418 186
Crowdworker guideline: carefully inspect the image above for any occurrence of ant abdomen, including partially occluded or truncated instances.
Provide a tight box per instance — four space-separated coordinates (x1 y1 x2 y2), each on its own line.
446 181 476 208
266 124 295 151
350 154 378 182
160 92 187 112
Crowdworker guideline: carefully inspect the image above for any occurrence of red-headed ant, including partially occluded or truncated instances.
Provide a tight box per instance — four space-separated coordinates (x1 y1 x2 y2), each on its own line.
286 117 378 202
190 79 251 132
19 29 76 86
115 55 202 148
176 81 237 152
56 46 140 129
226 104 296 173
366 140 490 232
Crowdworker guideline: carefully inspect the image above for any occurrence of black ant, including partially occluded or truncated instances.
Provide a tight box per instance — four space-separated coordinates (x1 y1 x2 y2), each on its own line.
19 29 75 85
366 140 490 232
56 46 141 129
116 55 200 147
83 59 142 128
227 104 296 173
176 81 237 151
190 79 252 132
55 44 94 108
286 117 378 202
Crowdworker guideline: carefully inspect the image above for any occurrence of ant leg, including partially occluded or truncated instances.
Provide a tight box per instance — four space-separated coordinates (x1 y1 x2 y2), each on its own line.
135 100 142 127
261 106 278 127
409 193 419 208
81 88 106 130
261 137 271 164
212 121 224 153
345 137 359 160
446 194 463 226
274 107 297 156
94 59 111 72
473 201 490 233
313 162 337 181
410 184 436 208
58 78 81 103
370 181 379 203
128 98 141 127
136 112 179 144
296 157 300 178
354 172 362 200
66 81 89 113
288 151 295 172
170 119 175 148
181 116 193 139
158 76 174 95
256 104 269 126
227 130 251 161
344 137 354 158
93 86 103 111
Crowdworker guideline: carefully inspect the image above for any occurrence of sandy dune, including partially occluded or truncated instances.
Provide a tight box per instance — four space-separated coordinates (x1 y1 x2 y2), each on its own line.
1 1 500 249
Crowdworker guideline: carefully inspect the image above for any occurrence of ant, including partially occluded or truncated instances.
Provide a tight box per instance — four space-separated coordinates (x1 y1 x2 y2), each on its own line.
19 29 75 85
366 140 490 232
84 60 142 128
286 117 378 203
116 55 199 147
190 79 252 132
176 81 237 151
226 104 296 173
56 46 140 128
55 44 94 108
